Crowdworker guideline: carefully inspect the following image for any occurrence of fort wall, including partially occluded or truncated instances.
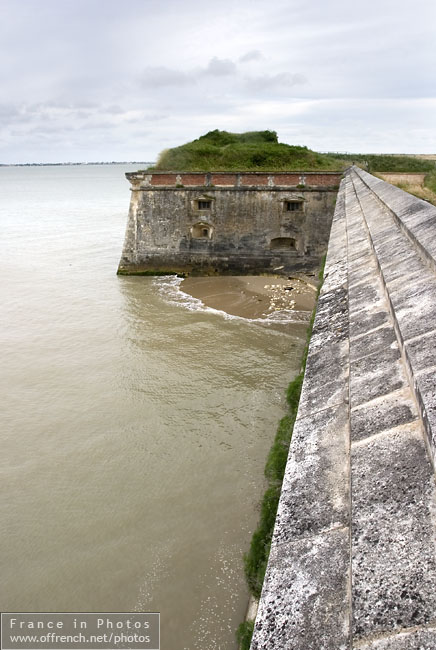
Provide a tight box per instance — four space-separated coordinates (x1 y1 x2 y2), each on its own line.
118 171 341 276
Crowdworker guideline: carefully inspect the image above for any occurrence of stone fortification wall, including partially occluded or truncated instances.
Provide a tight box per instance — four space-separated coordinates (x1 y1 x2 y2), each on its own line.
117 171 341 276
251 167 436 649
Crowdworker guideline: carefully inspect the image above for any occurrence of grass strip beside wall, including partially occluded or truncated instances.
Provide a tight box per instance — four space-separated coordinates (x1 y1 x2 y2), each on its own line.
240 256 326 645
242 374 303 599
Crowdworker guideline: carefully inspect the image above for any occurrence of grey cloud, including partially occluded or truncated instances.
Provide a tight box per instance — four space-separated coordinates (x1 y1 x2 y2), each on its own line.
0 103 20 118
106 105 124 115
140 66 192 88
1 0 435 162
204 57 237 76
239 50 263 63
139 57 237 89
244 72 307 93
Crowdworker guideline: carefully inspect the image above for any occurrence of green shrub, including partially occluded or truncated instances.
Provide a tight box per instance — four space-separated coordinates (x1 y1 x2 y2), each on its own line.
332 153 434 173
286 373 304 412
424 170 436 193
236 620 255 650
264 415 295 484
243 368 305 599
244 485 281 598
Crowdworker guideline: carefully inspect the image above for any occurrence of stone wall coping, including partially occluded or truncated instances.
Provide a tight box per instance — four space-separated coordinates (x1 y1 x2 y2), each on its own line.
125 170 343 191
127 186 340 192
126 170 343 176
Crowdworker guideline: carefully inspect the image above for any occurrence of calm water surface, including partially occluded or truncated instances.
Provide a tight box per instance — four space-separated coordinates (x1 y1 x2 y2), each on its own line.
0 165 307 649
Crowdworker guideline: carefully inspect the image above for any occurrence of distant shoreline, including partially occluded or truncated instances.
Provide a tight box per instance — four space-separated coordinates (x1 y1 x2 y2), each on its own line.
0 161 154 167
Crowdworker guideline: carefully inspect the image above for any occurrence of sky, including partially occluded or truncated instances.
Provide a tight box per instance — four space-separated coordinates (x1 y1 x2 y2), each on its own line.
1 0 435 163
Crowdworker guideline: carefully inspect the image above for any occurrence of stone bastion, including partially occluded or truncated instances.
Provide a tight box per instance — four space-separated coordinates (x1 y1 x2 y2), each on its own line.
117 171 341 276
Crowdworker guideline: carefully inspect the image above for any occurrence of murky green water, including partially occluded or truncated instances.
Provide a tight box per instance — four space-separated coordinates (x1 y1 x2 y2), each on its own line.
0 165 307 649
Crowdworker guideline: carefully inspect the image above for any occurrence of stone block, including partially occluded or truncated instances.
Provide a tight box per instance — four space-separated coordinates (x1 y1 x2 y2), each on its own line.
357 628 436 649
309 286 349 346
298 339 348 417
392 282 436 341
349 325 396 363
372 232 410 263
251 528 350 650
348 241 373 262
377 248 419 284
348 260 378 288
349 306 389 339
350 343 406 407
321 258 347 293
384 264 426 293
414 368 436 461
351 424 436 640
399 214 436 265
404 329 436 376
273 403 349 544
389 276 435 307
348 280 384 313
350 388 418 442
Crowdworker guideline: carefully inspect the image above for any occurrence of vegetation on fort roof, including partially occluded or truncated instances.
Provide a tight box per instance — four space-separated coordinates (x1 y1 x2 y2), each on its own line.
148 130 347 171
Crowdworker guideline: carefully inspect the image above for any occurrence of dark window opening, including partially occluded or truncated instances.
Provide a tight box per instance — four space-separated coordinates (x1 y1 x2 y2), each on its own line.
270 237 296 250
191 222 213 239
286 201 303 212
198 200 211 210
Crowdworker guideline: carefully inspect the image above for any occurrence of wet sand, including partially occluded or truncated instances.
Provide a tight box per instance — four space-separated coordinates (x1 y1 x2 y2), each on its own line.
181 275 317 319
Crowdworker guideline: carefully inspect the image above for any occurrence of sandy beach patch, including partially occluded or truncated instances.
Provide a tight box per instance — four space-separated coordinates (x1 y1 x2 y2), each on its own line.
180 275 317 319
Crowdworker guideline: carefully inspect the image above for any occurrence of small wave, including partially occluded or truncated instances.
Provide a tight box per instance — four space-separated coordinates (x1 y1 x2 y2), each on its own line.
153 277 312 325
153 276 241 321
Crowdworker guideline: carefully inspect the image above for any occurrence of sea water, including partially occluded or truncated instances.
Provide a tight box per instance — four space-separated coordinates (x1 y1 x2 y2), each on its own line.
0 164 307 649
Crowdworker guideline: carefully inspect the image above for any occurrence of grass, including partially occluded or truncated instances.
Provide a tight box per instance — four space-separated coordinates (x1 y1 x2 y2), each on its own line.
332 152 435 173
146 131 436 175
242 363 304 599
241 373 305 598
376 170 436 207
145 130 436 176
236 620 255 650
424 170 436 194
147 130 347 172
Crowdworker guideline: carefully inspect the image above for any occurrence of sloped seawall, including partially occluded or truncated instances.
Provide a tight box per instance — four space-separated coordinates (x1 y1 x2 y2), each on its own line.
251 167 436 649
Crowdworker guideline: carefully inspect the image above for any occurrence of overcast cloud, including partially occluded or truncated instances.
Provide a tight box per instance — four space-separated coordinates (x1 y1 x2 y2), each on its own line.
1 0 435 163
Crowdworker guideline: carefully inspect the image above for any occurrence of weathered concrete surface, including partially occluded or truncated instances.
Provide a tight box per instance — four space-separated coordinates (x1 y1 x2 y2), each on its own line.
117 171 340 276
357 628 436 650
350 167 436 460
273 403 349 544
351 424 436 639
252 176 352 649
251 528 350 650
251 168 436 649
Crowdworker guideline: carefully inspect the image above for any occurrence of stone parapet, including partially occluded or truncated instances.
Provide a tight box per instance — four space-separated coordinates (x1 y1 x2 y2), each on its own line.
125 170 342 190
251 167 436 649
